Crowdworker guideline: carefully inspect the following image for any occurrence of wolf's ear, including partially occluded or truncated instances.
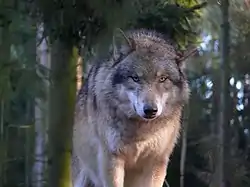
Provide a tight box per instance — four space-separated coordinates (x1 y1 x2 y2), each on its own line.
175 48 198 70
112 28 136 62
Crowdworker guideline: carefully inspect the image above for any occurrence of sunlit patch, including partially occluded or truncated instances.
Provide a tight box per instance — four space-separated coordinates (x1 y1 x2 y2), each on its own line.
229 77 235 86
205 79 213 89
236 81 242 90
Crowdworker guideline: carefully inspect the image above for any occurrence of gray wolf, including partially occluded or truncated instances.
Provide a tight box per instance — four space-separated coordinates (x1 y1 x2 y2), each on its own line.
71 29 193 187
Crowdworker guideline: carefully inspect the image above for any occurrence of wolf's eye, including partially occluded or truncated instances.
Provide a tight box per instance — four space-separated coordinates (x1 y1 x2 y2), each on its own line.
130 75 140 82
159 76 168 83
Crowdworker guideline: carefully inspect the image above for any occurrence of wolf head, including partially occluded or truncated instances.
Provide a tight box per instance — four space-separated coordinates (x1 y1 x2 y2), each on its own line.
101 29 193 121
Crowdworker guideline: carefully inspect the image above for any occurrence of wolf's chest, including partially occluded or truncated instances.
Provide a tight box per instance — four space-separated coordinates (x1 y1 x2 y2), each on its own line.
121 132 171 169
105 121 179 168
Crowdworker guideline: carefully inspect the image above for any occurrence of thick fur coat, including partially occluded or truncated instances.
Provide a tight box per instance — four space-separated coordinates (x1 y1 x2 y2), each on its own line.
71 29 191 187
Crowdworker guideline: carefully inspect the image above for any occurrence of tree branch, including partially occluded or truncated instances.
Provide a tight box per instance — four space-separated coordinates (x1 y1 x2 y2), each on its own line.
188 135 217 146
185 2 208 13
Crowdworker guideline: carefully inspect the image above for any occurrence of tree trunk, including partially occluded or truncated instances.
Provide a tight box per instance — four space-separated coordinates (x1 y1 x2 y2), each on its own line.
180 106 189 187
0 12 11 186
32 23 51 187
216 0 230 186
221 0 231 185
47 40 77 187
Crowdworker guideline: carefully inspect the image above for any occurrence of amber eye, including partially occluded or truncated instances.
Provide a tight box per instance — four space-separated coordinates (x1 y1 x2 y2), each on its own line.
130 75 140 82
159 76 168 83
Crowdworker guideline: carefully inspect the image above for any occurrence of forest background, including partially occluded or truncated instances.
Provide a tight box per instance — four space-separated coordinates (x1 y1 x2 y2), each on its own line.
0 0 250 187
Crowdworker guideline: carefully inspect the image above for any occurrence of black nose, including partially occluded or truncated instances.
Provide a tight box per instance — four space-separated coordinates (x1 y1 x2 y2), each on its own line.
143 104 158 118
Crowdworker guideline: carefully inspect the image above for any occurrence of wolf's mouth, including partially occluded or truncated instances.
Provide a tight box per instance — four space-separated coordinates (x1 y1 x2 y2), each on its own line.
143 114 157 119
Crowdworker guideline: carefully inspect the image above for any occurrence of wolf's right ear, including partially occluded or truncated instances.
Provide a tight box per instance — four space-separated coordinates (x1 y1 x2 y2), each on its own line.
112 28 136 63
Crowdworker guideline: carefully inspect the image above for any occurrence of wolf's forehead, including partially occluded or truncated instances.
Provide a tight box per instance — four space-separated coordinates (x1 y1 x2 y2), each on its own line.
130 51 177 69
128 57 179 78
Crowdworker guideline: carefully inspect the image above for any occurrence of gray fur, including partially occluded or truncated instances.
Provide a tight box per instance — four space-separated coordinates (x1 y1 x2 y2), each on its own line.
72 29 191 187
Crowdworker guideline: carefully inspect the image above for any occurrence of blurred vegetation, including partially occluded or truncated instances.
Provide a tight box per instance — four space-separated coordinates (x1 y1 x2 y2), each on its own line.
0 0 250 187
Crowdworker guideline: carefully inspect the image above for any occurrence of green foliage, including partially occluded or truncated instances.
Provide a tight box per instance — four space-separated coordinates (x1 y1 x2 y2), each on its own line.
0 2 42 186
133 0 206 49
33 0 145 45
32 0 207 52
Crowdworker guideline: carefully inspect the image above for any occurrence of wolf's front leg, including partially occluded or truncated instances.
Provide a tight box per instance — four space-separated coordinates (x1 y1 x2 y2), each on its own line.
73 171 94 187
99 155 125 187
136 161 167 187
150 162 167 187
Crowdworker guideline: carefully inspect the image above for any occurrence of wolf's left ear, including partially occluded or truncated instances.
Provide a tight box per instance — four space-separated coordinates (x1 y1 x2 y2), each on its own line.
175 48 198 70
112 28 136 62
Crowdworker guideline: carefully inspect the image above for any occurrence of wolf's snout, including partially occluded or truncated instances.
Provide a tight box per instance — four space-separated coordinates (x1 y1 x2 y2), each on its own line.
143 104 158 119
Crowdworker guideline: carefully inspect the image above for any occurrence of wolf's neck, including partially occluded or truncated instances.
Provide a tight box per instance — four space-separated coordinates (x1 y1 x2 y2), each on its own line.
112 109 182 142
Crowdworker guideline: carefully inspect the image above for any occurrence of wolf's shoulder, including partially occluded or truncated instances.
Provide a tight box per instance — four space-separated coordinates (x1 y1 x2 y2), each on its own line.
76 55 110 105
